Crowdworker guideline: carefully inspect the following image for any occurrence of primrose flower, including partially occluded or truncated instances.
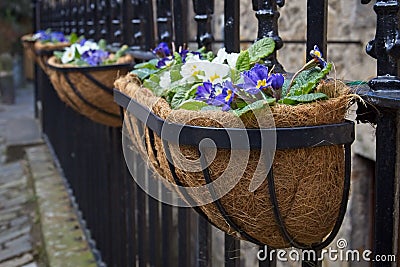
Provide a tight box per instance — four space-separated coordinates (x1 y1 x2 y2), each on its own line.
213 81 237 111
50 32 66 43
61 45 77 64
81 49 109 66
77 40 99 54
196 81 237 111
159 71 172 89
310 45 327 68
33 30 50 41
153 42 171 58
240 64 271 94
156 57 174 68
268 73 284 90
212 48 239 68
195 82 215 103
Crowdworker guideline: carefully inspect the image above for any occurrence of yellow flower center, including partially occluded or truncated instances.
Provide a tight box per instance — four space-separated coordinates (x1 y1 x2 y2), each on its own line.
210 74 220 83
225 89 232 102
257 79 267 89
313 50 322 58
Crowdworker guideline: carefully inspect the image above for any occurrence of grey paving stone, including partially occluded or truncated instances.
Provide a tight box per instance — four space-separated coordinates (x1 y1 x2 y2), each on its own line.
0 241 32 263
0 254 34 267
10 215 29 228
0 226 30 244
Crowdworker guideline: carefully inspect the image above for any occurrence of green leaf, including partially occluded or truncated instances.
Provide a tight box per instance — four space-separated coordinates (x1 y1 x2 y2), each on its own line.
143 74 163 96
235 50 251 72
170 86 191 109
53 51 64 60
69 33 78 44
201 106 222 111
233 99 275 117
248 37 275 62
174 52 183 64
206 51 215 61
98 39 107 50
286 62 332 97
131 68 159 80
283 93 328 105
170 67 183 82
177 100 209 111
134 59 159 70
170 83 199 109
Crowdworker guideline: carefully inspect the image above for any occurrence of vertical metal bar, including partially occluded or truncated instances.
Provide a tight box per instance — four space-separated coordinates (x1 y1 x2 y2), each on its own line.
140 0 155 50
130 0 143 49
224 0 240 53
197 215 211 267
224 234 240 267
373 111 396 266
110 0 123 46
192 0 214 50
178 208 191 267
137 173 148 267
252 0 285 72
86 0 96 39
161 191 174 266
306 0 327 61
156 0 173 43
148 169 161 267
173 0 188 48
78 3 85 36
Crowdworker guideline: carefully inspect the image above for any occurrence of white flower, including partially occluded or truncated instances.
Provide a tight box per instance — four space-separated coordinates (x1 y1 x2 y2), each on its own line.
201 62 231 84
159 71 171 89
180 56 205 83
61 46 76 64
226 53 239 68
76 40 99 54
212 48 228 64
181 60 231 84
212 47 239 68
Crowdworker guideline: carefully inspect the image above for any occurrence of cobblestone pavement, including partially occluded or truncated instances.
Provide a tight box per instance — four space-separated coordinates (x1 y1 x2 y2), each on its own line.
0 84 40 267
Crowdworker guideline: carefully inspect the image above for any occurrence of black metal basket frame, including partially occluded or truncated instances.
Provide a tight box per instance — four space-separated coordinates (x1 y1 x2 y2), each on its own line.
114 89 355 250
47 62 133 120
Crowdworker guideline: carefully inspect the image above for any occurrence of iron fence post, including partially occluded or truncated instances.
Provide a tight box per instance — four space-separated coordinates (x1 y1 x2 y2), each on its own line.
360 1 400 265
251 0 285 72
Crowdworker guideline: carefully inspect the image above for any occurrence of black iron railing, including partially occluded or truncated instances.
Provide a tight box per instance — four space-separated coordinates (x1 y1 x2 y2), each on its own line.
32 0 399 266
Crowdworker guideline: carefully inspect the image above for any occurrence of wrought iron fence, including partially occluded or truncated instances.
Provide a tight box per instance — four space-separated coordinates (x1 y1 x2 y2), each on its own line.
32 0 399 266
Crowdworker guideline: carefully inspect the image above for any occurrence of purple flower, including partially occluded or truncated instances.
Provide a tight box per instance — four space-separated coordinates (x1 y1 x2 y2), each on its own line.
196 81 236 111
50 32 66 42
79 38 87 46
213 81 236 111
153 42 171 58
156 57 174 68
81 49 109 66
310 45 327 68
196 82 215 103
240 64 270 94
267 73 284 90
34 30 51 41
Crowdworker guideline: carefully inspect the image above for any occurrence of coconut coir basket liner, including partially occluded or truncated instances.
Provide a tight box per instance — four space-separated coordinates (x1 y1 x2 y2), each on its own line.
115 74 351 248
47 55 134 127
21 34 70 74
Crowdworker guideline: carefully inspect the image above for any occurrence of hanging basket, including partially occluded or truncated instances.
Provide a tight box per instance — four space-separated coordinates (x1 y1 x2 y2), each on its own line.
47 55 134 127
21 34 70 74
114 74 354 249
